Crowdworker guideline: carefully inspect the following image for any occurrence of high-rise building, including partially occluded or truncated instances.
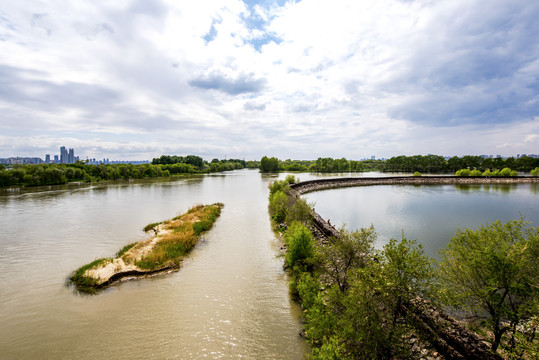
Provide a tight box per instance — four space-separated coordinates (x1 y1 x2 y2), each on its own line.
68 148 74 163
60 146 67 163
45 154 50 164
54 155 59 163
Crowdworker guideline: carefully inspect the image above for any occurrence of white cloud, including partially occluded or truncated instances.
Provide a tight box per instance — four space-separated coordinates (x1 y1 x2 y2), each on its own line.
1 0 538 160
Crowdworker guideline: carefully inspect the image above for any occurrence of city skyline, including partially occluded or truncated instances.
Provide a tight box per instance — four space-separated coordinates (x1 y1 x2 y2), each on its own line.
1 1 538 160
1 145 538 166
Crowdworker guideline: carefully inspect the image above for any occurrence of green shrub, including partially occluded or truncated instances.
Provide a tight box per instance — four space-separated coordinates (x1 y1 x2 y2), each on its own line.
455 169 471 176
284 222 314 268
413 171 421 177
531 167 539 177
268 179 290 197
269 190 288 223
499 167 512 177
470 169 482 176
285 174 298 184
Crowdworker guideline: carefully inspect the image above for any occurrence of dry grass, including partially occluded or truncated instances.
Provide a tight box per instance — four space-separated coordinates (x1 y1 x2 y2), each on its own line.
132 203 223 270
69 203 224 292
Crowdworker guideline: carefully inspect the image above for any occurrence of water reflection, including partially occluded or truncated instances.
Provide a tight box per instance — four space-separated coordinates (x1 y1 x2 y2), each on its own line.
455 183 518 193
303 182 539 259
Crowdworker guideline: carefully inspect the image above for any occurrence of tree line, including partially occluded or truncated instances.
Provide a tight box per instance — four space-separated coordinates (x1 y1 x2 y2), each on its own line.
268 178 538 359
384 154 539 173
259 154 539 173
0 156 248 187
259 156 365 172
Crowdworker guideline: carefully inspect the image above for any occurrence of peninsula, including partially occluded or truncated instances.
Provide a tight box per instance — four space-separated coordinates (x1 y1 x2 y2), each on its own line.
69 203 223 293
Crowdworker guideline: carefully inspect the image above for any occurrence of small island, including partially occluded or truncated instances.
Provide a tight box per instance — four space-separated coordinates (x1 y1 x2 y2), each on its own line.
69 203 224 293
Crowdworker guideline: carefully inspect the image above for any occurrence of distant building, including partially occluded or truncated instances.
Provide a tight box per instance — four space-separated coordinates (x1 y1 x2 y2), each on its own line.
0 157 43 165
60 146 67 163
45 154 51 164
58 146 77 164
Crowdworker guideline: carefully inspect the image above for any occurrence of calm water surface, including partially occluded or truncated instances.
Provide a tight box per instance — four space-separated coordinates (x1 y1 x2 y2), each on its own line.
0 170 306 359
303 180 539 258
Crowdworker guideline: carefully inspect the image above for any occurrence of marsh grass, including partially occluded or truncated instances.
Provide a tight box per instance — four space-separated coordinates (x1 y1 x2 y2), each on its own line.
115 242 137 257
137 203 222 269
69 203 223 292
69 257 112 293
143 222 161 232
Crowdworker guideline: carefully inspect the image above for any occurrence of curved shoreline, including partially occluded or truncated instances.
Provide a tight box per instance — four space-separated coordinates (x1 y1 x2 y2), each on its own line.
289 175 538 254
285 176 518 359
290 175 538 196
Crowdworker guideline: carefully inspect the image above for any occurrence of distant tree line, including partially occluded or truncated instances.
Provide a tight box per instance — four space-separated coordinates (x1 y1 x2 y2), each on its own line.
259 154 539 173
259 156 365 173
0 155 248 188
384 154 539 173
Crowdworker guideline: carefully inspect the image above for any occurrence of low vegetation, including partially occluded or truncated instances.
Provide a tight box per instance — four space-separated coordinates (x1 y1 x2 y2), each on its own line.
455 167 518 177
69 203 223 293
269 178 538 359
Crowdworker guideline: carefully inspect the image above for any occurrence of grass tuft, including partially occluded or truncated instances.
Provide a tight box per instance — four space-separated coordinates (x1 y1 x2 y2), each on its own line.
69 257 112 293
143 222 161 232
115 242 137 258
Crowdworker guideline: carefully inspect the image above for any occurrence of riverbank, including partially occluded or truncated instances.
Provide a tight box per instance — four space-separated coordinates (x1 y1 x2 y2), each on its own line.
69 203 223 293
290 175 539 195
273 177 510 359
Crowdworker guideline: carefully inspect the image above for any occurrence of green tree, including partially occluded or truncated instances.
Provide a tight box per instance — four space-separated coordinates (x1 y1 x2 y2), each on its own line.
304 236 435 359
319 226 375 292
260 156 279 172
268 190 288 223
438 219 539 353
470 169 482 176
284 222 314 269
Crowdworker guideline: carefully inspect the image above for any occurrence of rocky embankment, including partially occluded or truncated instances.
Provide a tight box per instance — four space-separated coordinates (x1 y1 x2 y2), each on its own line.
289 177 510 360
291 175 538 195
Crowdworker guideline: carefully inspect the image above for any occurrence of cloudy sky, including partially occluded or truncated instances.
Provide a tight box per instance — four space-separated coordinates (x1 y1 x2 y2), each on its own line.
1 0 538 161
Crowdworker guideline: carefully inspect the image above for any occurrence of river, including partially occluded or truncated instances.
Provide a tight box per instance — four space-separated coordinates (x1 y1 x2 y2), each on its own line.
1 170 537 358
0 169 305 359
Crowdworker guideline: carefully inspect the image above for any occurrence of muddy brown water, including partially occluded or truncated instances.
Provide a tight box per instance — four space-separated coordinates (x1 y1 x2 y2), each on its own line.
0 170 305 359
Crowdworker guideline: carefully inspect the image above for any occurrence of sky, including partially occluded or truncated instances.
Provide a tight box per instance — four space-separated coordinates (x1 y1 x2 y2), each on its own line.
1 0 538 161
